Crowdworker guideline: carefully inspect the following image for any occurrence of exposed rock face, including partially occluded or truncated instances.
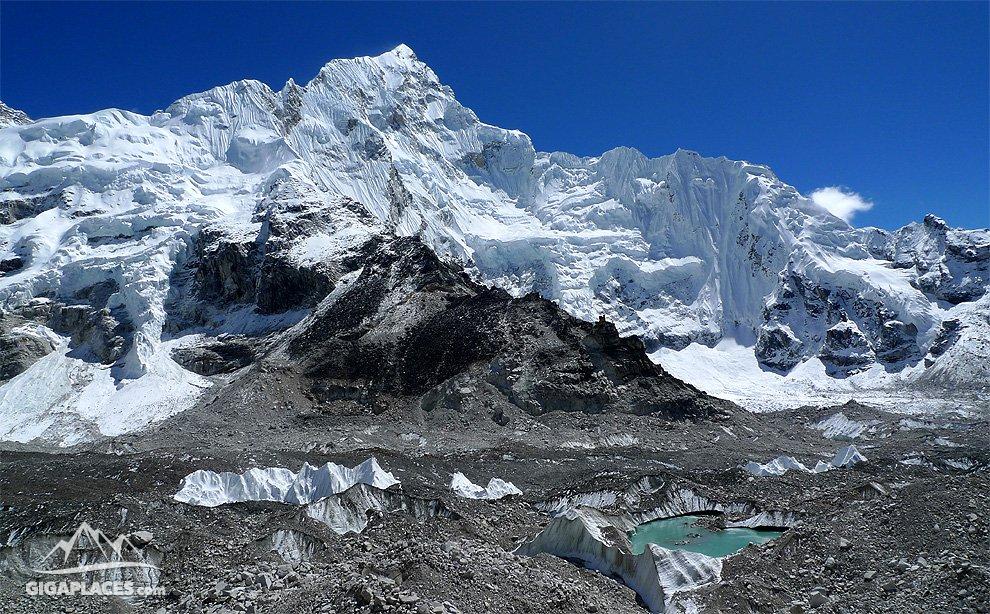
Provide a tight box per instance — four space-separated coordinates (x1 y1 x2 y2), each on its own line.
255 256 333 315
48 303 130 364
927 318 962 362
290 237 730 421
875 320 920 365
757 259 935 375
819 320 875 377
172 337 255 376
188 185 380 317
0 256 24 275
3 284 132 368
193 229 260 307
0 313 55 382
0 191 67 225
755 324 804 372
894 215 989 304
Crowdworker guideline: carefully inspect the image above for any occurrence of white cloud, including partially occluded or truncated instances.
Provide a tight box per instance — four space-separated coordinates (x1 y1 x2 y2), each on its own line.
809 186 874 223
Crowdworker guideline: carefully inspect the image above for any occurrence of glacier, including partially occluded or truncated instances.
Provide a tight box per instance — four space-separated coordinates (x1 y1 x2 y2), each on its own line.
0 44 986 444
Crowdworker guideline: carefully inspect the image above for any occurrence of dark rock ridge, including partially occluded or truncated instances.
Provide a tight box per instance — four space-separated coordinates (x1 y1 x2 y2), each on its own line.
289 236 730 421
151 170 729 424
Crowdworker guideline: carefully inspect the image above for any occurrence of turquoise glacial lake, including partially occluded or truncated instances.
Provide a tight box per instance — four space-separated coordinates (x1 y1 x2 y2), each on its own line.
629 514 784 557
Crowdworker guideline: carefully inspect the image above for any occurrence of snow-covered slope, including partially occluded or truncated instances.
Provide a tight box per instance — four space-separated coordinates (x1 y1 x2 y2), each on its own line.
0 46 986 443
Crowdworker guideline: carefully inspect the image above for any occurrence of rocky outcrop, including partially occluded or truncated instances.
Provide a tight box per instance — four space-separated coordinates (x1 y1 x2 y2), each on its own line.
895 215 989 304
875 320 920 365
193 229 260 307
290 237 732 421
172 336 256 376
819 320 875 377
755 324 804 372
0 313 55 382
2 287 132 369
0 191 67 225
0 257 23 275
255 255 334 315
0 101 30 127
47 303 130 364
189 188 378 316
926 318 962 363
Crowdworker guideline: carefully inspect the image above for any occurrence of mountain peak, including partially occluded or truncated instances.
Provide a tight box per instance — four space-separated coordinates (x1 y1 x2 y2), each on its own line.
387 43 417 59
0 101 31 127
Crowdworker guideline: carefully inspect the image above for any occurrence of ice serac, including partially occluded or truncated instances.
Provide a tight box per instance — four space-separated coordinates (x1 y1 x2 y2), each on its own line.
515 507 721 613
811 412 877 440
0 45 986 444
449 472 522 500
743 445 866 476
301 483 453 535
173 457 399 507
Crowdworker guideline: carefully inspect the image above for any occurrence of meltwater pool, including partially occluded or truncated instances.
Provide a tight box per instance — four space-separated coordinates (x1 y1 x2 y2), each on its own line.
629 514 784 557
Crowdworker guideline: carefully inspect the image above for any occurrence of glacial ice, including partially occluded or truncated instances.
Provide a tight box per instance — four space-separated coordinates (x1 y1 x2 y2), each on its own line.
173 457 399 507
516 507 723 613
301 482 451 535
744 445 867 476
811 412 879 440
743 456 815 477
449 472 522 500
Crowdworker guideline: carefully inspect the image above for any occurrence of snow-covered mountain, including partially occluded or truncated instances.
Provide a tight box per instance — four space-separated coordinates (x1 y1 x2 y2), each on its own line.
0 102 30 128
0 45 986 443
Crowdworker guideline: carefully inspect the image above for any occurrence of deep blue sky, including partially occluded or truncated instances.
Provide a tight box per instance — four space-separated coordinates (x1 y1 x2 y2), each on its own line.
2 2 987 229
